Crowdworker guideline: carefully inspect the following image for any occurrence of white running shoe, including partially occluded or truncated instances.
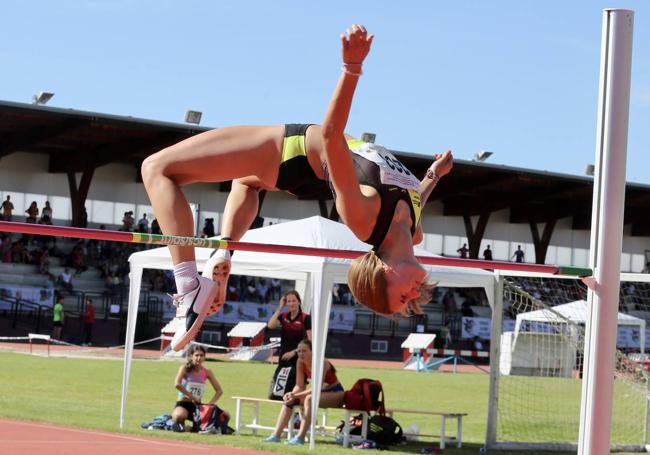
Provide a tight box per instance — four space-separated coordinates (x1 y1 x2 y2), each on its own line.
201 249 231 316
170 276 220 351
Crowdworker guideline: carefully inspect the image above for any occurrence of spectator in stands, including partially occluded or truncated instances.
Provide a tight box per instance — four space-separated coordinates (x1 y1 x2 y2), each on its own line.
39 201 53 225
457 243 469 259
264 339 344 445
512 245 525 263
461 299 475 317
246 280 259 302
269 278 282 300
151 218 162 235
136 213 150 233
140 25 452 352
83 298 95 346
68 243 87 275
11 238 29 263
1 234 11 263
25 201 39 223
38 248 51 276
482 245 493 261
256 279 270 303
121 211 135 231
106 273 121 296
172 345 230 430
52 295 65 340
57 267 73 293
80 206 88 228
1 195 14 221
202 218 215 238
267 291 312 401
472 336 484 351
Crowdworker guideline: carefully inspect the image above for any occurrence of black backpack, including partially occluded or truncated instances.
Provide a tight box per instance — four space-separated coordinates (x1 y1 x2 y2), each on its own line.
367 415 404 446
337 414 404 446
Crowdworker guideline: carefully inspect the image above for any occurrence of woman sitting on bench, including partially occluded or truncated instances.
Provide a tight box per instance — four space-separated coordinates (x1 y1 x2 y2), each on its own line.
263 339 344 445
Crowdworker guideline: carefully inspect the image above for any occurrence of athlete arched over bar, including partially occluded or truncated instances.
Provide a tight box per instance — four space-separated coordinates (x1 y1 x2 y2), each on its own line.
141 24 453 351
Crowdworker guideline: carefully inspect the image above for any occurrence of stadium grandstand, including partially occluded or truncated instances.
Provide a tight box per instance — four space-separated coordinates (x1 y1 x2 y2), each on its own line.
1 99 649 359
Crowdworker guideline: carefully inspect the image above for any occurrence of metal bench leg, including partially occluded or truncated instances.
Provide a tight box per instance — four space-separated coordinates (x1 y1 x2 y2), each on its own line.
440 415 447 450
252 402 259 435
343 410 352 448
361 412 369 441
234 399 242 434
456 416 462 448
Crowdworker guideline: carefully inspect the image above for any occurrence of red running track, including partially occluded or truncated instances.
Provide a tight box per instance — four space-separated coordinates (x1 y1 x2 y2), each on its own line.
0 419 280 455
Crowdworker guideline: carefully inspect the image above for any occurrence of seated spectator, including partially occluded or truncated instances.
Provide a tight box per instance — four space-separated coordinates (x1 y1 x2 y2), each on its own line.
246 280 259 302
263 339 344 445
256 279 270 303
47 238 65 259
461 300 475 317
39 201 53 225
136 213 150 233
227 284 239 301
106 273 121 296
57 268 74 293
38 248 51 275
1 195 14 221
202 218 215 238
270 278 282 300
1 234 11 263
11 239 29 263
68 243 87 275
25 201 39 223
172 345 230 431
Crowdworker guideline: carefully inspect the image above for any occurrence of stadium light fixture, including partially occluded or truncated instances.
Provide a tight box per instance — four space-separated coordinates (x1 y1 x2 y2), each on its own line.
473 150 493 162
32 91 54 105
361 132 376 143
585 164 595 176
185 110 203 125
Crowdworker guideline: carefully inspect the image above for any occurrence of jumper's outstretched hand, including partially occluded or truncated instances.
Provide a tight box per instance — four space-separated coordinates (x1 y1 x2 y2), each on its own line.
430 150 453 178
341 24 374 64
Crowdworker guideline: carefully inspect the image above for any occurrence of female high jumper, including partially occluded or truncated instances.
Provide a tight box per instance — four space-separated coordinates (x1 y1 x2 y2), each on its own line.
141 24 453 351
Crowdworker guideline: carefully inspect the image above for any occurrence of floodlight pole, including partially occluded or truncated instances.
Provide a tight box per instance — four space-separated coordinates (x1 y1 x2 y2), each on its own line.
578 9 633 455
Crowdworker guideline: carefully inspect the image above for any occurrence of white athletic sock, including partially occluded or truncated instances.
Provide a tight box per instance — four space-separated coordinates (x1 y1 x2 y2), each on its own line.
173 261 199 294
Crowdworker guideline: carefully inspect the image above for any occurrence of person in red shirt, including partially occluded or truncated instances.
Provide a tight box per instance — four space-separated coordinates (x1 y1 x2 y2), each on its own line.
263 339 344 445
83 298 95 346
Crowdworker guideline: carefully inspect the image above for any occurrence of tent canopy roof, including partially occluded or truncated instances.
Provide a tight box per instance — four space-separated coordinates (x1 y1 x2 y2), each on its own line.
128 216 495 303
516 300 645 327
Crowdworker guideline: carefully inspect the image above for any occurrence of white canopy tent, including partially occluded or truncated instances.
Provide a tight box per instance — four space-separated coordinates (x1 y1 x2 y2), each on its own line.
120 216 495 443
514 299 645 353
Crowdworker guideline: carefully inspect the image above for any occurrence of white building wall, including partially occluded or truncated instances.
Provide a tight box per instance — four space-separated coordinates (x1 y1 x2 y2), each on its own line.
1 152 649 271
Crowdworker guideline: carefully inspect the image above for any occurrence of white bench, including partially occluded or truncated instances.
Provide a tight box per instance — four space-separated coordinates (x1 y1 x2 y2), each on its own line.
385 407 467 449
231 395 369 446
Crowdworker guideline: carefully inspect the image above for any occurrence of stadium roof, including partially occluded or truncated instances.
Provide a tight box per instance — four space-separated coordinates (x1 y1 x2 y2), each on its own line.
1 99 649 236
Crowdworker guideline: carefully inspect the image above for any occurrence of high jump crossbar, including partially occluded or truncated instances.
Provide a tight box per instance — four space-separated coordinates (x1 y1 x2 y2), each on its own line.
0 220 591 277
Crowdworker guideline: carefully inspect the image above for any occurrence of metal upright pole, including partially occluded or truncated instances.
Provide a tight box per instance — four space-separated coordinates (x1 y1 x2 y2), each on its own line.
578 9 634 455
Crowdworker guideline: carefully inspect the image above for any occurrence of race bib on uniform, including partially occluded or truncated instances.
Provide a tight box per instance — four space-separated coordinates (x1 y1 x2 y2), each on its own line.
186 381 205 400
350 143 420 190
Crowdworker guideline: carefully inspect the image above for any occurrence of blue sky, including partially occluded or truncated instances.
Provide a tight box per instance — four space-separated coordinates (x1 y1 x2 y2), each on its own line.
2 1 649 183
